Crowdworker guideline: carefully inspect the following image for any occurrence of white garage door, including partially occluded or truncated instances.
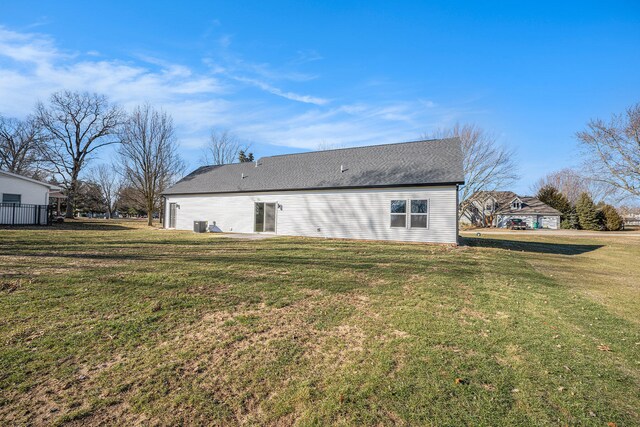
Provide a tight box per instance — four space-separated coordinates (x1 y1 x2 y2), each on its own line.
540 216 559 229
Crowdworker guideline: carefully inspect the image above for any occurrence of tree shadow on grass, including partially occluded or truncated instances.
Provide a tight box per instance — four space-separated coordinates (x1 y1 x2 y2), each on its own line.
52 220 142 231
462 237 604 255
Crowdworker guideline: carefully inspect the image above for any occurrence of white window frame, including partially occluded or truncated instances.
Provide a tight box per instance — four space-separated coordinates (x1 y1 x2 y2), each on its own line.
410 199 429 229
389 199 430 229
511 197 522 210
390 199 407 228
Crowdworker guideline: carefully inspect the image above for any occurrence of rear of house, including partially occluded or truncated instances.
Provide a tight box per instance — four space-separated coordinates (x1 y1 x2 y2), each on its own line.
163 138 464 244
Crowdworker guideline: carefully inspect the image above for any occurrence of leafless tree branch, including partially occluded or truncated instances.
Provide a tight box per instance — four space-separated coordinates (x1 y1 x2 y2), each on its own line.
36 91 124 217
576 102 640 200
529 168 614 205
89 163 120 219
425 123 519 218
0 115 46 178
201 129 248 165
118 104 185 226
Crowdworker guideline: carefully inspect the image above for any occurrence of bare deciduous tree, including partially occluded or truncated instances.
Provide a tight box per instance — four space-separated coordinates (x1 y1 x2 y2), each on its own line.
36 91 124 218
119 104 185 226
425 123 518 218
530 168 612 205
90 163 120 219
201 129 247 165
0 115 44 177
577 103 640 200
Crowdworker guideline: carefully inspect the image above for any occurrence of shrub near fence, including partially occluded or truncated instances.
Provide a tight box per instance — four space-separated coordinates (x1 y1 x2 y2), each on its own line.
0 203 51 225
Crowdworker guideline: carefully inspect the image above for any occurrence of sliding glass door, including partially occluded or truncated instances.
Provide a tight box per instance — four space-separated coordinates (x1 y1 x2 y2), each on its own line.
254 202 276 232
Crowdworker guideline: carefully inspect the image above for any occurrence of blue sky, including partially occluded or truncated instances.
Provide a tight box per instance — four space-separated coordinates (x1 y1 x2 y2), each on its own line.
1 1 639 194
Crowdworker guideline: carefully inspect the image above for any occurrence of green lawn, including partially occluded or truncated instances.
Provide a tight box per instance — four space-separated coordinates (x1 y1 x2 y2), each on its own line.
0 221 638 426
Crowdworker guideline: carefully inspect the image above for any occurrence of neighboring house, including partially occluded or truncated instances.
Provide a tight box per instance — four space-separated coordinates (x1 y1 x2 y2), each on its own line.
623 213 640 226
163 138 465 244
0 170 62 225
461 190 561 229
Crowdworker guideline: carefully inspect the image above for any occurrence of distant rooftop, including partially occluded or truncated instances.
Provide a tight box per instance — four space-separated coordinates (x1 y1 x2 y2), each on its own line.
471 190 562 216
164 138 464 195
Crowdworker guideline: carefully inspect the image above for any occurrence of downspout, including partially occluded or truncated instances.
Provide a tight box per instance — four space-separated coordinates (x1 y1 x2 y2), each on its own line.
161 196 166 228
456 184 460 246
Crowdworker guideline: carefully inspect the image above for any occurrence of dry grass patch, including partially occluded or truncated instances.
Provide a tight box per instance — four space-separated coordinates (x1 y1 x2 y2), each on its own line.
0 220 638 425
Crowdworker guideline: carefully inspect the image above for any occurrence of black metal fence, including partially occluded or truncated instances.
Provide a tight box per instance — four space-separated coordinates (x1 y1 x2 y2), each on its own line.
0 203 52 225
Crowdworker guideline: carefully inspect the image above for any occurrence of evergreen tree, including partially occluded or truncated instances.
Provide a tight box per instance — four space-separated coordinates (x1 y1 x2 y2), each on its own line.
575 192 600 230
536 185 572 218
238 150 255 163
74 180 106 215
560 207 580 229
601 204 623 231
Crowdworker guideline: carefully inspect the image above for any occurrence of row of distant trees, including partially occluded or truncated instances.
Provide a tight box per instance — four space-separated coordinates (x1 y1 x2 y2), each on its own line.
60 176 152 219
0 91 185 225
0 90 268 226
0 93 259 225
536 184 623 230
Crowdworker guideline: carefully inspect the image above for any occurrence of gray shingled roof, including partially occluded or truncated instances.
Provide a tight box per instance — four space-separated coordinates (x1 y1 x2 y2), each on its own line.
516 197 562 216
471 191 562 216
164 138 464 195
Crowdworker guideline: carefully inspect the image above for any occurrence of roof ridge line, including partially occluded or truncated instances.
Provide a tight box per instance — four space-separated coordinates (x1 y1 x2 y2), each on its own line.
258 137 460 161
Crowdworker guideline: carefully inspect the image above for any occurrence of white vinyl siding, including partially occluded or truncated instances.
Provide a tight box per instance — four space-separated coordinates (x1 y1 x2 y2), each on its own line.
0 174 51 205
164 186 458 244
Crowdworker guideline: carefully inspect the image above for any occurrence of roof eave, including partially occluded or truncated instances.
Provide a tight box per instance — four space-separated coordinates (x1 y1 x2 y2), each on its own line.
500 211 562 216
162 180 465 196
0 170 61 190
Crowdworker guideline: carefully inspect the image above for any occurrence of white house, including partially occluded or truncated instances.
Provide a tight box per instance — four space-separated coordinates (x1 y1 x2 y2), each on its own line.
163 138 465 244
461 191 562 229
0 170 61 225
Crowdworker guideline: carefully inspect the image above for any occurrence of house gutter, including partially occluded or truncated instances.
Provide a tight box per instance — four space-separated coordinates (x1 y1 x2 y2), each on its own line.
456 184 460 246
161 181 466 197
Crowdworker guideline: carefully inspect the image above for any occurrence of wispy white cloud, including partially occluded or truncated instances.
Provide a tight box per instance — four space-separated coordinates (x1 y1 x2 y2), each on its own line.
0 25 476 168
233 76 329 105
0 27 225 115
0 26 63 65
